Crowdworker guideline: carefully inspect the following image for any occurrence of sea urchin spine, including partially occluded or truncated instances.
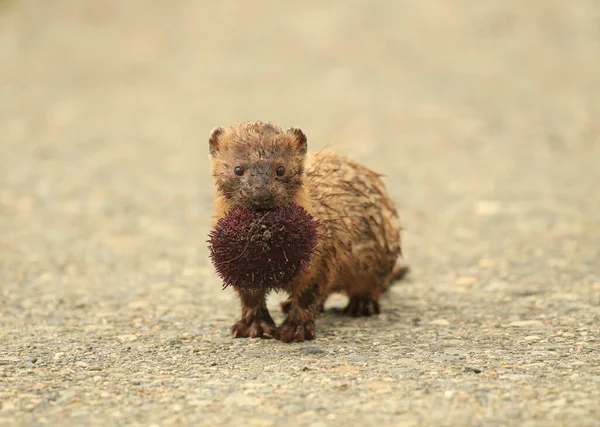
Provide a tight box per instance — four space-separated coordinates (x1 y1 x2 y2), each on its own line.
208 203 319 292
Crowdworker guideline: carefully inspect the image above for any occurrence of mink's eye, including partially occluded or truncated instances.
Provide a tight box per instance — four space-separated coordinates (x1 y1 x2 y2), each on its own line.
234 166 244 176
276 166 285 177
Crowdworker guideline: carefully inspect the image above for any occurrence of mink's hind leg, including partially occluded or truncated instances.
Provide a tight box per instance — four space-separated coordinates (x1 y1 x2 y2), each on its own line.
280 298 293 314
340 275 385 317
231 288 275 339
342 296 381 317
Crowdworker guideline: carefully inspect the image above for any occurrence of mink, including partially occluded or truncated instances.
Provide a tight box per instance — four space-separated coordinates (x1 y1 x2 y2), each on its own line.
208 121 408 343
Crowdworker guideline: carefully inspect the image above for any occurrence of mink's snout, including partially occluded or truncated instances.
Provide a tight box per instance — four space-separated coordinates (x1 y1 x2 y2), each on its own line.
246 165 277 209
250 188 275 210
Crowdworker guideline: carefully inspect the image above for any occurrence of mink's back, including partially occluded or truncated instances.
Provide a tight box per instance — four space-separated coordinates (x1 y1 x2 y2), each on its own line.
305 149 402 292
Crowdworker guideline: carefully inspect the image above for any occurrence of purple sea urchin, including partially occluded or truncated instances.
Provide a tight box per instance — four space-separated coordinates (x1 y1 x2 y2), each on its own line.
208 203 319 291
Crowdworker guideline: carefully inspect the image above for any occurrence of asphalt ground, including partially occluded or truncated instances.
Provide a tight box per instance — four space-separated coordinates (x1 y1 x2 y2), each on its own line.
0 1 599 426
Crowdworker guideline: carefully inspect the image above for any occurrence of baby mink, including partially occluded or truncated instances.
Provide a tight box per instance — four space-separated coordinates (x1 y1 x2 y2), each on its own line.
209 121 408 343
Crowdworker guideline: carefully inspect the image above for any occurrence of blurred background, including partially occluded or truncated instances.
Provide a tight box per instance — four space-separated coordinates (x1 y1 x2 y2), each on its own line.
0 1 599 424
1 0 598 288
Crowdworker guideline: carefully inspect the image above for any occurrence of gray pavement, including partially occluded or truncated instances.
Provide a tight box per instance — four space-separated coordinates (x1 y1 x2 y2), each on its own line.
0 1 599 426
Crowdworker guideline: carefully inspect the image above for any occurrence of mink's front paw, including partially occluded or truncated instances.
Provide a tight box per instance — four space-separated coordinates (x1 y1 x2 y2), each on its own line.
231 318 275 339
342 297 381 317
275 320 316 343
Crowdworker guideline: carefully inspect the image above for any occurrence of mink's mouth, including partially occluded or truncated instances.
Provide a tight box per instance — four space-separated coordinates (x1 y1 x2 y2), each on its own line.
243 197 275 211
233 201 275 212
251 200 276 211
249 200 286 212
251 200 296 212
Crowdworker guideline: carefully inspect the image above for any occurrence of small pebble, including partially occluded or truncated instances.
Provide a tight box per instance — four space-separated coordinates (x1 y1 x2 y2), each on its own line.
464 365 483 374
508 320 544 328
302 346 326 354
117 334 138 343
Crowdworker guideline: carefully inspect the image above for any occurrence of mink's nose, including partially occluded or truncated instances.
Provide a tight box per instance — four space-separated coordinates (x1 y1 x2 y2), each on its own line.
252 190 274 209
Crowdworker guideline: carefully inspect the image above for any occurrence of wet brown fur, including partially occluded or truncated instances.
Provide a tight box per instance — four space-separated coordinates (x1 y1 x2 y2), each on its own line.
209 121 407 343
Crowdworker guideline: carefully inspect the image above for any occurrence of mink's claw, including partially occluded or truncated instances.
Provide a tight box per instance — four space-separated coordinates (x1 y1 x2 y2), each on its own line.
231 319 275 339
275 321 316 343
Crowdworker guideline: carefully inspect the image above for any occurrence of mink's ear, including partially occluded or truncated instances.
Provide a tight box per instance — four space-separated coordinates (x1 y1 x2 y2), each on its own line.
209 127 225 156
286 127 307 155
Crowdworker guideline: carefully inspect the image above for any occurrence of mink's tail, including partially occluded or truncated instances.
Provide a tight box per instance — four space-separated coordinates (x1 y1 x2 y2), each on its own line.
384 258 410 291
391 262 410 282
